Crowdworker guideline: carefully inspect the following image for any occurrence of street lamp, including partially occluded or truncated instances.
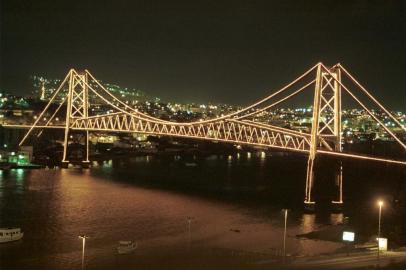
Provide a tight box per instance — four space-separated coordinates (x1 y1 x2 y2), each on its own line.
282 209 289 263
78 235 89 270
187 216 194 249
377 200 383 266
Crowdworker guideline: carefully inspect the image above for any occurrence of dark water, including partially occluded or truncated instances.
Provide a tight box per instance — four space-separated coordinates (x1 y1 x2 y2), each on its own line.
0 153 404 269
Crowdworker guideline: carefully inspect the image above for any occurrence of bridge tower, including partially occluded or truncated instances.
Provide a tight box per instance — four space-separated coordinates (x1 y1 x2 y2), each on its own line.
305 64 343 211
61 70 90 168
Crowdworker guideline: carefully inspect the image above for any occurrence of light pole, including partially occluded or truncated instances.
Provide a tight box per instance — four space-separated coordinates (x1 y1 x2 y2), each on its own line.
187 216 193 249
377 200 383 266
79 235 89 270
282 209 288 263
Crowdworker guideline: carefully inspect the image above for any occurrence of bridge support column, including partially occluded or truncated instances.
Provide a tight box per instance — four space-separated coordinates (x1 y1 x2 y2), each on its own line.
304 156 316 211
61 70 74 168
61 70 91 169
332 163 343 211
82 73 90 169
304 64 322 211
304 64 345 211
331 66 343 211
82 130 90 168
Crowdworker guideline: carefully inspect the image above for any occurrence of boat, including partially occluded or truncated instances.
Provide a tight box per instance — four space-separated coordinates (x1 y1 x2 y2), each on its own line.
117 241 137 254
0 228 24 243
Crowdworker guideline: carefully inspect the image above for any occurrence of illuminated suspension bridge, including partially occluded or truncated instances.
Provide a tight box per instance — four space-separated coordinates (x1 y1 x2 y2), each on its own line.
4 62 406 209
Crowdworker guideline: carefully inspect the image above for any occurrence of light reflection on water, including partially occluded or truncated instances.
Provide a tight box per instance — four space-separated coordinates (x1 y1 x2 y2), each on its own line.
330 213 344 225
301 214 316 234
0 155 344 269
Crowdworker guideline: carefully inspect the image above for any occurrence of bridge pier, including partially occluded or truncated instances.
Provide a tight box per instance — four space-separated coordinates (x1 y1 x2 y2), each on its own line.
331 201 343 212
61 161 91 169
304 202 316 212
82 161 91 168
61 161 69 168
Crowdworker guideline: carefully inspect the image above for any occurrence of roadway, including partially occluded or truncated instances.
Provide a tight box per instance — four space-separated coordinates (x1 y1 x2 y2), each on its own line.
291 250 406 269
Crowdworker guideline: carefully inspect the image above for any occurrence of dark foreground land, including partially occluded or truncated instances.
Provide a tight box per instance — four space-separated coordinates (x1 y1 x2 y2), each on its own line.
69 248 406 270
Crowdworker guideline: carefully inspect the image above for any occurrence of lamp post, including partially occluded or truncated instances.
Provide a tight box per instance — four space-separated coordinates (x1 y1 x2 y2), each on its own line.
377 200 383 266
78 235 89 270
282 209 288 263
187 216 193 249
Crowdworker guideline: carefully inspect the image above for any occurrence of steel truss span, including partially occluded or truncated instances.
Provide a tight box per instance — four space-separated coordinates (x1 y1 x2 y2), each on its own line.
71 114 312 153
6 62 406 208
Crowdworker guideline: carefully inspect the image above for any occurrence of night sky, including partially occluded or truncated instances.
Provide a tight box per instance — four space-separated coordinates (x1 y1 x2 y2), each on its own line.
1 0 406 109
